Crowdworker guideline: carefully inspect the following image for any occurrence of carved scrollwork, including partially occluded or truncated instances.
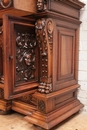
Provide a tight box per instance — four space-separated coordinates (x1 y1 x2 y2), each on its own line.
35 18 54 94
0 0 12 9
16 33 36 83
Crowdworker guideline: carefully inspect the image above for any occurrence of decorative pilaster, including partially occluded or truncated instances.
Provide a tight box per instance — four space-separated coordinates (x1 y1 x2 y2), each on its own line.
35 18 54 93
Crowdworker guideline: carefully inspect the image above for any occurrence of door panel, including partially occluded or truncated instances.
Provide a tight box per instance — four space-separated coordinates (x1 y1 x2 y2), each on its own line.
53 27 77 91
3 15 39 99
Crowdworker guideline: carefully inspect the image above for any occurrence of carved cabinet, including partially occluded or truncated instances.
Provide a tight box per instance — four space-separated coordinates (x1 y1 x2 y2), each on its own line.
0 0 85 130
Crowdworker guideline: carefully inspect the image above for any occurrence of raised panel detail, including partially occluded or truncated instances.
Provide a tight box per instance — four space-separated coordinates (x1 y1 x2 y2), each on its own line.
53 27 76 91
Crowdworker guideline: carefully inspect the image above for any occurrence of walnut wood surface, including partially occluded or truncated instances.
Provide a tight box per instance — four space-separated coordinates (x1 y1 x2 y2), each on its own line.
0 0 85 130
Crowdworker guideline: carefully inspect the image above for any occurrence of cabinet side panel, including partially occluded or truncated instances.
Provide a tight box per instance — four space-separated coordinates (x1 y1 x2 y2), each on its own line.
53 26 77 91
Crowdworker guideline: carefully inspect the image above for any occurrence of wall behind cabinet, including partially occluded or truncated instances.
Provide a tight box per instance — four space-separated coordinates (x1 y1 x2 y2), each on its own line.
78 0 87 112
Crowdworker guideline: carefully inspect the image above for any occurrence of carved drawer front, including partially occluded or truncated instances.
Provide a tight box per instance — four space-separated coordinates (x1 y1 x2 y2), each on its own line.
3 15 39 99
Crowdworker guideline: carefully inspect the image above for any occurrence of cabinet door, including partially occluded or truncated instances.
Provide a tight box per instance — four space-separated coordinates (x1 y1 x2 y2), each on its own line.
3 15 39 99
53 26 78 91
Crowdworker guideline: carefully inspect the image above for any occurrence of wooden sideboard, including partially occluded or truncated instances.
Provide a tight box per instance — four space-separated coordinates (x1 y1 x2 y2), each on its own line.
0 0 85 129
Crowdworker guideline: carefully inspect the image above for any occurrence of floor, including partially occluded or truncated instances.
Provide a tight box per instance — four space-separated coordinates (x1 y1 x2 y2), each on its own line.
0 111 87 130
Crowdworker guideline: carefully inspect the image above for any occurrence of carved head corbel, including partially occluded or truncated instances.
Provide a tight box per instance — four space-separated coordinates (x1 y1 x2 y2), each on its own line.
0 0 12 9
37 0 47 12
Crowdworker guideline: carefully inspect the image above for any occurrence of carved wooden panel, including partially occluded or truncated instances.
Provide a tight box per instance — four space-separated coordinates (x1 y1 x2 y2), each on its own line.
3 15 39 99
53 26 77 91
16 31 37 85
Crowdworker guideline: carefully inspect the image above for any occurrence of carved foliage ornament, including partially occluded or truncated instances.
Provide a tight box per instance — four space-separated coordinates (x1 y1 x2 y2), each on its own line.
35 18 54 94
0 0 12 9
16 32 36 84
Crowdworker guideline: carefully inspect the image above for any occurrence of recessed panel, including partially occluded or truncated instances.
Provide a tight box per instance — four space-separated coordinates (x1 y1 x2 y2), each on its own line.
60 35 73 76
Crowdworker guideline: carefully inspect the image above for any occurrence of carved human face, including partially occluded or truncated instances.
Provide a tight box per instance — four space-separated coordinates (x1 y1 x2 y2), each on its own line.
37 0 44 11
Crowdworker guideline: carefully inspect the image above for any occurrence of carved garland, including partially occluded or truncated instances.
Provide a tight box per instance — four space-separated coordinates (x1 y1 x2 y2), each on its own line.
35 18 54 94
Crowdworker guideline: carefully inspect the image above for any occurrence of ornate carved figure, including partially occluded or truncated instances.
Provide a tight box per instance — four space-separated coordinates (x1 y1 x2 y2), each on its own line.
37 0 47 11
0 0 12 8
16 32 36 83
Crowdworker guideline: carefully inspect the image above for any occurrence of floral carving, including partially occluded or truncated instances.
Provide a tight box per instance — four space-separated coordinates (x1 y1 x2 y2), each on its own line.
16 33 36 83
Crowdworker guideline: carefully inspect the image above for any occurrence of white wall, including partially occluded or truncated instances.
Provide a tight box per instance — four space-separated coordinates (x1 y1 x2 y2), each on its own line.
78 0 87 112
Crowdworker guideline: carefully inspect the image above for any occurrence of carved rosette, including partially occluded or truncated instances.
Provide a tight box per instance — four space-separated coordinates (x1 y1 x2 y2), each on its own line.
16 33 36 84
35 18 54 94
38 100 46 112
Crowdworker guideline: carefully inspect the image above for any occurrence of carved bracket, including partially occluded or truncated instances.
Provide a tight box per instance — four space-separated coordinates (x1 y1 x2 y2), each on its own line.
35 18 54 94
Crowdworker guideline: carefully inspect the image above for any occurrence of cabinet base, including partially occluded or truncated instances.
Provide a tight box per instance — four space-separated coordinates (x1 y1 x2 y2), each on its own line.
24 100 83 130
